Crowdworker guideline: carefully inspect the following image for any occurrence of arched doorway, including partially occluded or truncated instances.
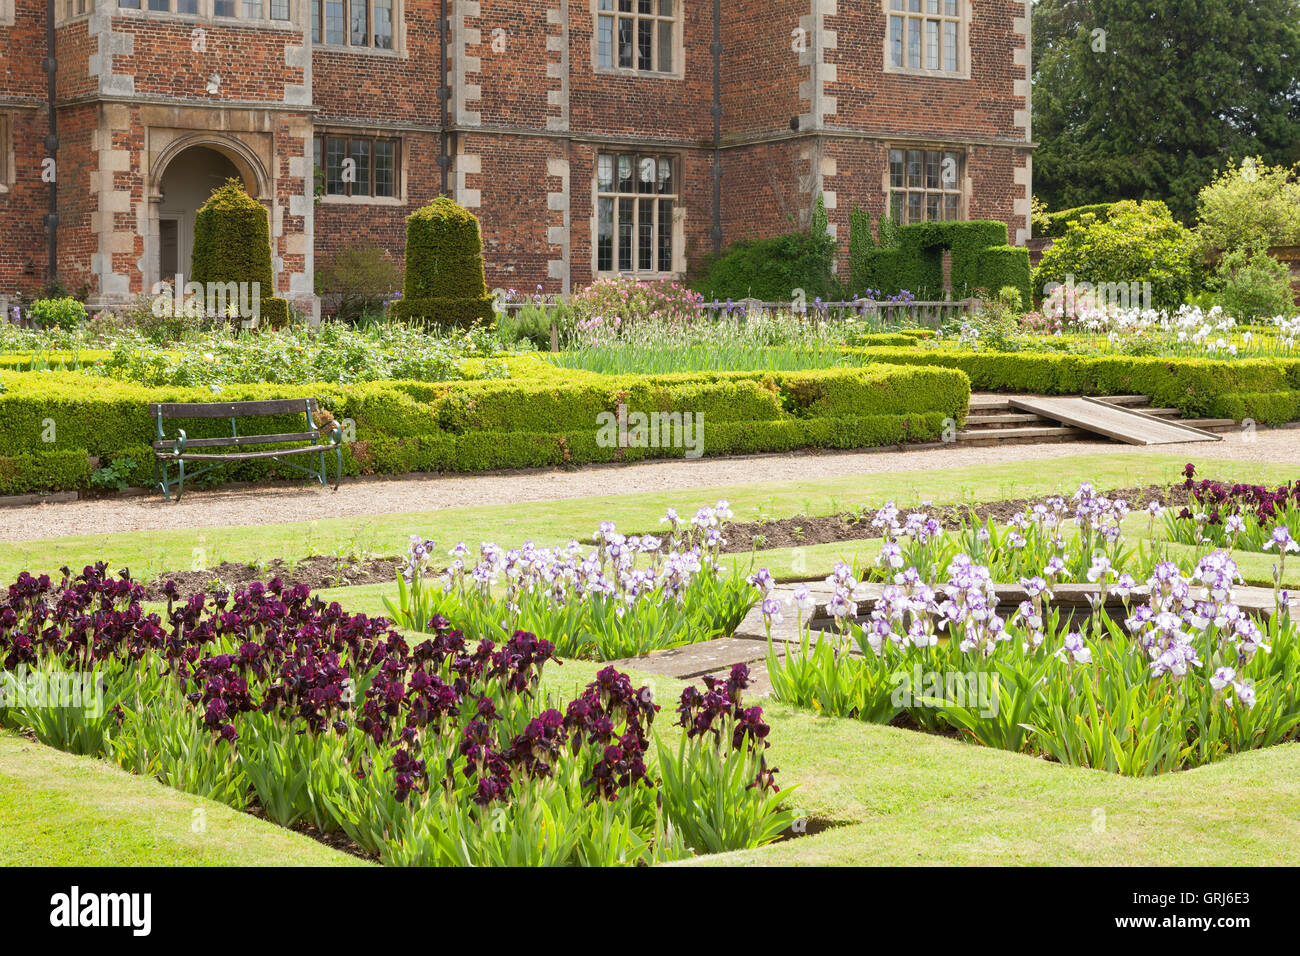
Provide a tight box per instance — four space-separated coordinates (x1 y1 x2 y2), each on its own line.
156 147 241 282
147 135 272 291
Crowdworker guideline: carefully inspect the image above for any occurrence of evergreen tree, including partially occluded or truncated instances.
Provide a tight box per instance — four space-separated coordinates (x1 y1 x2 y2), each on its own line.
1032 0 1300 221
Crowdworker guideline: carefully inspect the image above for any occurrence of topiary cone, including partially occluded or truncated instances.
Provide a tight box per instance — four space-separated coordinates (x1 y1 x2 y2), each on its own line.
391 196 496 330
190 178 290 328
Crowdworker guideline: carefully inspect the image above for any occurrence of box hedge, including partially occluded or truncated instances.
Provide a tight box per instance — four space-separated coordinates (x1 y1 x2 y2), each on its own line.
0 361 970 495
851 346 1300 422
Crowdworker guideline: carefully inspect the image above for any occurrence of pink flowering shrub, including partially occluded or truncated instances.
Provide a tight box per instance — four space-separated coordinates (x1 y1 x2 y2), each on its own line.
567 275 704 343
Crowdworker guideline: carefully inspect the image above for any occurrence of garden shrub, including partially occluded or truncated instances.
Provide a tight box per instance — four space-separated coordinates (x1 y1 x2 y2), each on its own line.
390 197 495 330
494 303 559 350
1208 244 1297 320
28 297 87 330
0 360 969 493
190 179 291 328
318 245 403 324
849 216 1031 306
692 196 838 301
1036 203 1117 239
1032 200 1201 309
1195 158 1300 256
568 275 703 326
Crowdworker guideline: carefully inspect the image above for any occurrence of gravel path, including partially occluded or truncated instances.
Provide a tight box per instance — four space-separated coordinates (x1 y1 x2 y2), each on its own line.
2 429 1298 543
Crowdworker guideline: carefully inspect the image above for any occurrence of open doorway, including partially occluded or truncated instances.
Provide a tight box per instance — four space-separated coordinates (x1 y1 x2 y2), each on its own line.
155 146 242 283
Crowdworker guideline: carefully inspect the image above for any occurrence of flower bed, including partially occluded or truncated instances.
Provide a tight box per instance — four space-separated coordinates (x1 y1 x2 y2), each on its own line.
759 485 1300 776
387 504 764 660
0 565 796 865
1165 463 1300 555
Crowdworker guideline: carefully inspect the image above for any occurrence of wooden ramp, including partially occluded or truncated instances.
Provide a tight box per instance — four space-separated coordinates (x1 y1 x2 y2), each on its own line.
1006 396 1222 445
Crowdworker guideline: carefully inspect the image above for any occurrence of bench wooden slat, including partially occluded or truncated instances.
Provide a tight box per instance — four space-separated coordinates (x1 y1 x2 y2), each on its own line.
159 445 338 462
148 398 314 419
153 431 320 450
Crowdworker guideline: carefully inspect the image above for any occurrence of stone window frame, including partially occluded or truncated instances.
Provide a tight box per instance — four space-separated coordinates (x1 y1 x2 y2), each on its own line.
884 145 969 225
112 0 297 28
310 0 401 54
2 0 19 23
881 0 972 81
592 0 684 80
313 130 406 206
58 0 94 20
592 149 681 278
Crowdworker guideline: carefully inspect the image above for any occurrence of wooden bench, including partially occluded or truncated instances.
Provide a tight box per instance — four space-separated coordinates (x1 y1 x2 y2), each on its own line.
150 398 343 500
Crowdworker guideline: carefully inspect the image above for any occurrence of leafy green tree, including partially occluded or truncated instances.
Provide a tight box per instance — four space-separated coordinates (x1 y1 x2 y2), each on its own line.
1195 159 1300 256
1032 0 1300 222
1209 244 1297 319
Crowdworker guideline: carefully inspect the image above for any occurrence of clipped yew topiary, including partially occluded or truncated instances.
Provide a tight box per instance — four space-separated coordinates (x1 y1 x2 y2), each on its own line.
390 196 495 330
190 178 290 327
848 215 1031 307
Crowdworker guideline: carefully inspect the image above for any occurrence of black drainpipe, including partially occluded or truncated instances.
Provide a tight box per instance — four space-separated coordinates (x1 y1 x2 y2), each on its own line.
709 0 722 254
438 0 451 196
43 0 59 284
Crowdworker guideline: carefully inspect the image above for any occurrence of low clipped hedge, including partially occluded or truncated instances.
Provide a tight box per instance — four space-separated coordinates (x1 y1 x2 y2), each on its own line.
0 360 970 494
851 346 1300 423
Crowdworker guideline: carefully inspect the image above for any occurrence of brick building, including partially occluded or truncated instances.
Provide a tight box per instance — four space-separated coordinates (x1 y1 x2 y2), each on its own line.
0 1 1033 314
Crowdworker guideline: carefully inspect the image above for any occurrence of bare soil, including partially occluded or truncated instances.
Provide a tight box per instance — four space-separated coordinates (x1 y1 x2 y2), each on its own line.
140 482 1199 601
140 555 403 602
713 482 1195 555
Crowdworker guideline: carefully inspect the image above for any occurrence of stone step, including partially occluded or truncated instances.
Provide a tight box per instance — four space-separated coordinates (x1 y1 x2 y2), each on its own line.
1182 418 1238 432
1093 394 1151 407
962 412 1050 426
955 425 1088 442
967 394 1013 411
605 636 774 681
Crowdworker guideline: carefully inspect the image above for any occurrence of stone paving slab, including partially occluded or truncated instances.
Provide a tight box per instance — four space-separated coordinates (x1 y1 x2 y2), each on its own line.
607 636 776 682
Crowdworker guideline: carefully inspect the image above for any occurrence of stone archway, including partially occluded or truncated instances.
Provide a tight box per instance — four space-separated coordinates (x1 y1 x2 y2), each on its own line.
145 134 273 293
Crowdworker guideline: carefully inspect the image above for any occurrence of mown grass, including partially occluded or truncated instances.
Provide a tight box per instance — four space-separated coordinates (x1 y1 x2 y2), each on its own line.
0 732 368 866
3 451 1289 584
7 685 1300 867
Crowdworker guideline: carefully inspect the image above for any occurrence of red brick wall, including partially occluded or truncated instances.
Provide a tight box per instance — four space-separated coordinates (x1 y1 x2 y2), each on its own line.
2 2 1031 303
1 1 52 296
112 19 304 103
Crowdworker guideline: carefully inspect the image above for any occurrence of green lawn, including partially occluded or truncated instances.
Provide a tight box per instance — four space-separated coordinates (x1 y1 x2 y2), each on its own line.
6 451 1284 583
0 732 367 866
704 704 1300 866
6 684 1300 867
